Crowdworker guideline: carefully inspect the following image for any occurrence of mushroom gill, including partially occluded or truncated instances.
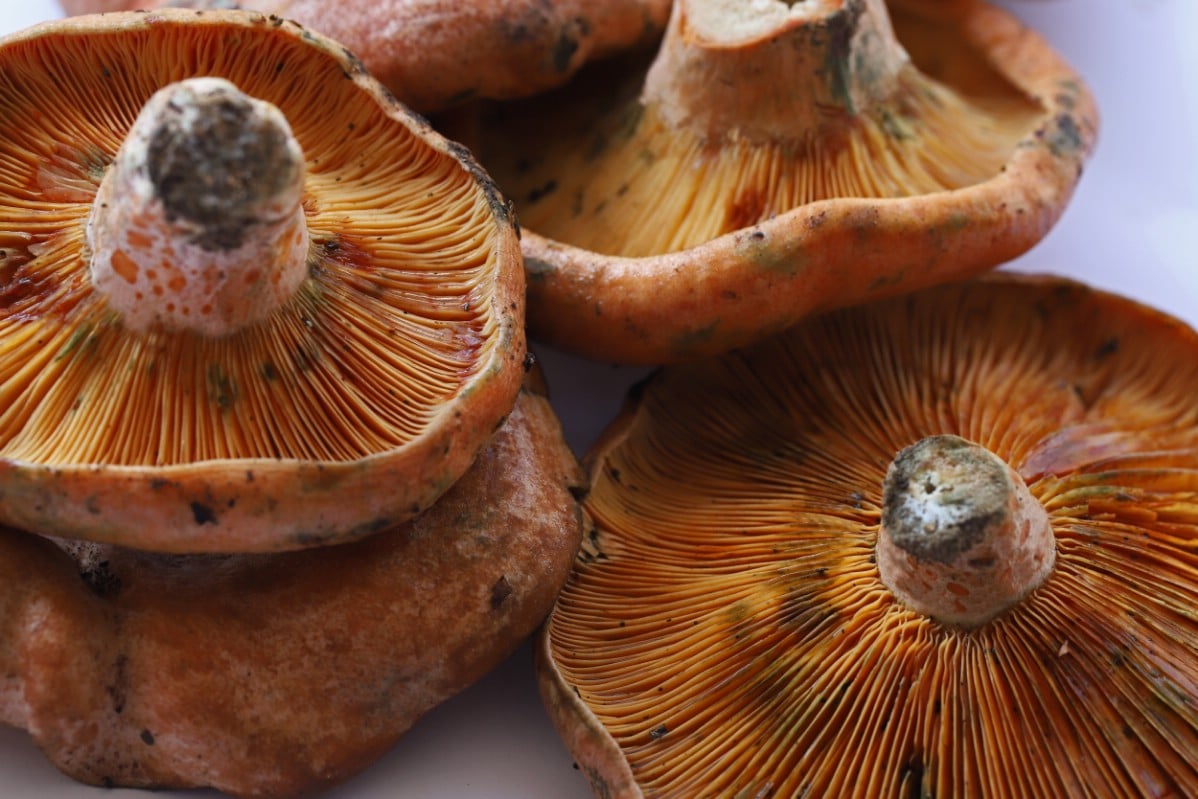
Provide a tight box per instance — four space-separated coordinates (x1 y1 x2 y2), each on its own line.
0 11 524 552
0 21 504 465
540 273 1198 798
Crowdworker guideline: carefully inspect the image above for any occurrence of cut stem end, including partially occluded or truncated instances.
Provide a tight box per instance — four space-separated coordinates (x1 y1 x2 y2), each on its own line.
876 435 1055 629
88 77 309 337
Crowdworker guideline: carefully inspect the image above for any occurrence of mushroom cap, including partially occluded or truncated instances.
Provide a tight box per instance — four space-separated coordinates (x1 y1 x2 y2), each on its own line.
0 10 526 552
478 0 1098 364
57 0 674 114
1 371 584 798
540 272 1198 797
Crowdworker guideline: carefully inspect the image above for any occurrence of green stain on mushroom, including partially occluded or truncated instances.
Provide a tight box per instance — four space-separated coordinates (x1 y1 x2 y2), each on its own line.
737 230 807 276
867 268 908 293
207 363 236 410
55 323 96 361
81 145 112 182
523 255 558 281
1047 113 1083 157
880 107 916 141
724 598 752 627
945 212 971 232
615 103 645 143
670 320 721 355
820 7 860 113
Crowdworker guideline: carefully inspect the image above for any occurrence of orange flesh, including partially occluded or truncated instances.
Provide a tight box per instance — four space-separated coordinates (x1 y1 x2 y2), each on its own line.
0 22 505 465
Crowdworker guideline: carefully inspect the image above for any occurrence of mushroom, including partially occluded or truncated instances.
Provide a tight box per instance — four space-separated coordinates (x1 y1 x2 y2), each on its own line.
0 10 525 552
539 272 1198 797
1 370 586 797
56 0 673 114
474 0 1098 364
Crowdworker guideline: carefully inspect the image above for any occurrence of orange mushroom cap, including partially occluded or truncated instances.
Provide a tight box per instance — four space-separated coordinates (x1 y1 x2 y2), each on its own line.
57 0 674 114
477 0 1098 364
541 272 1198 797
0 374 584 797
0 11 525 553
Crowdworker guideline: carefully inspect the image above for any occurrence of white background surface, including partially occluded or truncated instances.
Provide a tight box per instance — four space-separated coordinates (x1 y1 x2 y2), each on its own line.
0 1 1194 797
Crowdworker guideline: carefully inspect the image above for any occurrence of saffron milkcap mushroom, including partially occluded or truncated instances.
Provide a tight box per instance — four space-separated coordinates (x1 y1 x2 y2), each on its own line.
540 272 1198 797
0 371 586 797
476 0 1098 364
0 10 526 553
57 0 674 114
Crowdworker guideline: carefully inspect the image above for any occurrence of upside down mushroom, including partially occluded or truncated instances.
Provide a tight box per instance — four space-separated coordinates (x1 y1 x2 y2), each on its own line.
476 0 1098 364
540 272 1198 797
0 10 525 552
56 0 673 114
1 372 586 798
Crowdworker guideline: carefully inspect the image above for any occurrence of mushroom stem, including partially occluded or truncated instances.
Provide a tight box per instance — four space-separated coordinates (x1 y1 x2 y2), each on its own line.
88 77 309 337
643 0 908 144
875 435 1056 629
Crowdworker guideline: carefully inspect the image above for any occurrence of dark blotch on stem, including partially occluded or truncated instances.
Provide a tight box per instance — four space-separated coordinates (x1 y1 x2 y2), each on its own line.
882 436 1006 564
148 88 296 252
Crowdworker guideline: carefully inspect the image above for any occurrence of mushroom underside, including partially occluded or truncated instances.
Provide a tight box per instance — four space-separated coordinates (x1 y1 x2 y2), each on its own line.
542 273 1198 797
0 11 526 551
481 2 1047 258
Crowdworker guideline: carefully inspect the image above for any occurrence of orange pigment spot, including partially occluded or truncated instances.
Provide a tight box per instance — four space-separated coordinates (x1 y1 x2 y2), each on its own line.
168 275 187 292
201 304 212 315
111 250 139 284
166 302 176 312
152 285 164 296
946 582 970 597
244 269 261 285
126 230 154 250
146 269 158 281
